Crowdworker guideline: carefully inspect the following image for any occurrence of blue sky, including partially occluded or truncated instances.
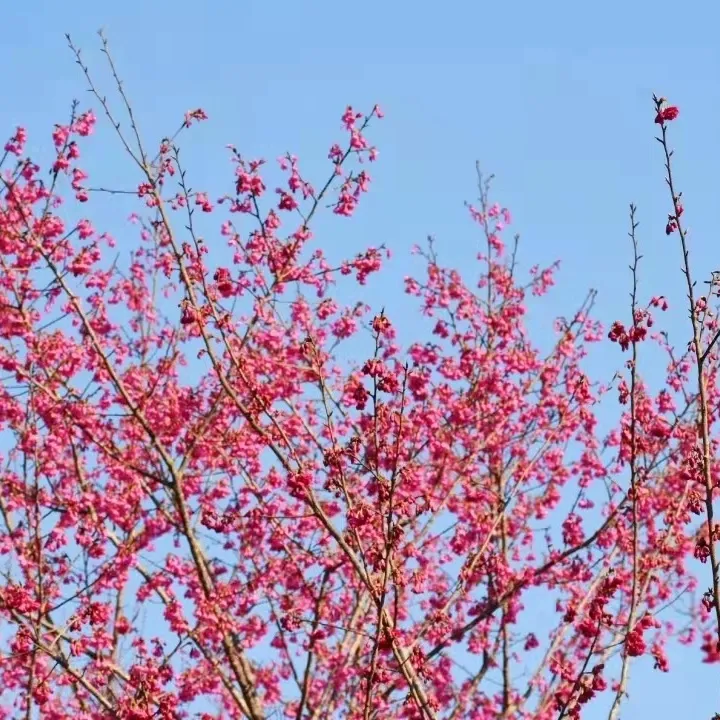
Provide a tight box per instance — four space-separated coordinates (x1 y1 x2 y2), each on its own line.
2 0 720 717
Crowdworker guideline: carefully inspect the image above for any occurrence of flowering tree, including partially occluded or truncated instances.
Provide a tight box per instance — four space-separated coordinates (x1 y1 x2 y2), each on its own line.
0 35 718 720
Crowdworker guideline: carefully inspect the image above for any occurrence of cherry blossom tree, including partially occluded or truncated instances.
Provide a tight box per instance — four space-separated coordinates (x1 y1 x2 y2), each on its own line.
0 35 718 720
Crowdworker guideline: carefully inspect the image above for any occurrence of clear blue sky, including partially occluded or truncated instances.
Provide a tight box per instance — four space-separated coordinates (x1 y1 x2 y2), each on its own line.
2 1 719 717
